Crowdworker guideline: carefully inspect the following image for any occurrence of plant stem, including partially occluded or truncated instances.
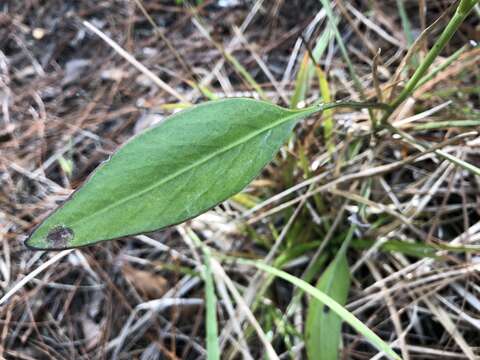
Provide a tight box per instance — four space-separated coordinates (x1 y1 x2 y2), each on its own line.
306 100 390 114
380 0 479 125
384 123 480 176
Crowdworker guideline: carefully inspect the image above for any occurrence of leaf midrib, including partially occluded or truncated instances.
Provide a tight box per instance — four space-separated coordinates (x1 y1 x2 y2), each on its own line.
69 107 316 229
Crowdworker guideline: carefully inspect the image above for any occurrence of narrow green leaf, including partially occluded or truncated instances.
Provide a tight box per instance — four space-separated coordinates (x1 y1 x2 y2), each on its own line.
290 53 312 109
290 27 334 109
395 0 415 47
354 237 480 258
305 253 350 360
380 0 479 124
224 52 268 100
58 156 74 177
413 119 480 130
315 66 335 155
317 0 364 97
238 259 401 360
191 230 220 360
26 99 317 249
415 45 468 90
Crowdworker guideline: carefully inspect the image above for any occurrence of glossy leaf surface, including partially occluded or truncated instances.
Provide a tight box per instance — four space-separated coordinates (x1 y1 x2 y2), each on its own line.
26 98 316 249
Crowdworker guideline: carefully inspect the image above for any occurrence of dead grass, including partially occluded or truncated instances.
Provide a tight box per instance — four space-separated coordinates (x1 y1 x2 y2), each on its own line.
1 0 480 359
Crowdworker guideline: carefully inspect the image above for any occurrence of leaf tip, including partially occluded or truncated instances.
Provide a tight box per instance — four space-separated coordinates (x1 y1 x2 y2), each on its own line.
25 224 75 250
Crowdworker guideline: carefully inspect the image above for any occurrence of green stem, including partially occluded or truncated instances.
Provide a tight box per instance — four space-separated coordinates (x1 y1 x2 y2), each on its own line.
317 0 364 98
306 100 389 114
414 45 468 90
187 229 220 360
384 123 480 177
380 0 478 125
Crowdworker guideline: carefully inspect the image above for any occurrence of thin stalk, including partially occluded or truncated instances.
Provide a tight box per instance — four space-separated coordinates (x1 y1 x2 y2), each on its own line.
414 45 468 90
306 100 389 114
384 124 480 177
188 229 220 360
317 0 380 127
396 0 415 46
380 0 479 125
413 119 480 130
317 0 364 97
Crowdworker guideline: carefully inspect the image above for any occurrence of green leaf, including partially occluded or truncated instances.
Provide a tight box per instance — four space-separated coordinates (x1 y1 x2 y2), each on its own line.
352 238 480 258
189 229 220 360
237 258 401 360
290 27 333 109
26 98 317 249
290 53 311 109
305 253 350 360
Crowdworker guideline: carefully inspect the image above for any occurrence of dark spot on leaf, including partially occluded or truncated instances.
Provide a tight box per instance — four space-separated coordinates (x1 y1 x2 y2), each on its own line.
323 305 331 314
46 226 74 247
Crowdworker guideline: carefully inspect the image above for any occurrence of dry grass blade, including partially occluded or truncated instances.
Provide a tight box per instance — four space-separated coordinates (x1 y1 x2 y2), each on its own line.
82 20 188 103
0 250 73 306
2 1 479 359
